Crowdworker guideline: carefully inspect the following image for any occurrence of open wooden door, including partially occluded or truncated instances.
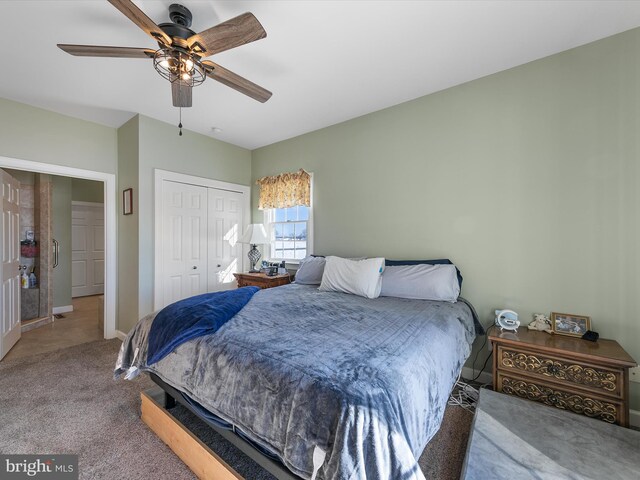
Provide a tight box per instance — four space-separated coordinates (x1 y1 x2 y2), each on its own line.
0 169 20 360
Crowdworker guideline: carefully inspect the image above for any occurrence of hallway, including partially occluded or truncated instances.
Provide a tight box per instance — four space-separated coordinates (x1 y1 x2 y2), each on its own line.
3 295 104 361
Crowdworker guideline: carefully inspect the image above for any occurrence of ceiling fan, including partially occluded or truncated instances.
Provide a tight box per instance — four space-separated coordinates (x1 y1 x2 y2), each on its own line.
58 0 272 116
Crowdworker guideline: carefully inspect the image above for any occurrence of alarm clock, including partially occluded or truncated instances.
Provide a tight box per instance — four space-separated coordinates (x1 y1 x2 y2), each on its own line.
495 309 520 332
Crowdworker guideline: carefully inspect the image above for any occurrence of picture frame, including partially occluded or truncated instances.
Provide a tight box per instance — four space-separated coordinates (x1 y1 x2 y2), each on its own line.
550 312 591 337
123 188 133 215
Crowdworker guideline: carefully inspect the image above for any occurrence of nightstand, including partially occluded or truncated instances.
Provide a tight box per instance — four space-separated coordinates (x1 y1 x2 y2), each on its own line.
233 272 291 289
489 328 636 426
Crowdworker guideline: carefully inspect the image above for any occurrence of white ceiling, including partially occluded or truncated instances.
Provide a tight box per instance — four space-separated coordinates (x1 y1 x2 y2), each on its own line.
2 1 640 150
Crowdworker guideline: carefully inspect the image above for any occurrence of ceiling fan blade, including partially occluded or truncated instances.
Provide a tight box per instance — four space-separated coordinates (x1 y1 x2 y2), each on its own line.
57 44 155 58
202 60 272 103
172 80 193 108
188 12 266 57
108 0 171 46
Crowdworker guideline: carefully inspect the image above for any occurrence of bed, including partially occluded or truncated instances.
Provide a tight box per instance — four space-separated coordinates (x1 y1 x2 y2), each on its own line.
115 283 481 480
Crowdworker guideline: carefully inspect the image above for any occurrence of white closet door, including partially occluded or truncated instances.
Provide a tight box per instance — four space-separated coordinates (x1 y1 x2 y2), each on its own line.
161 180 208 306
72 203 105 297
207 189 244 292
0 169 20 360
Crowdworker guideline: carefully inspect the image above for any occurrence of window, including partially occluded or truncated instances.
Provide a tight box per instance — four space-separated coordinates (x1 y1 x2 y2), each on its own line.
266 205 312 261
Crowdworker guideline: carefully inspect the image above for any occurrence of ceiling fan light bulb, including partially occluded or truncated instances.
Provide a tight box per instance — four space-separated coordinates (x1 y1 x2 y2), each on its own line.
185 59 194 71
182 72 191 81
160 59 170 68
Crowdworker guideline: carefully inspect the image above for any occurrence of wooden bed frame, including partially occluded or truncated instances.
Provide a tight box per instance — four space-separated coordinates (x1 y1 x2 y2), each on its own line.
142 374 301 480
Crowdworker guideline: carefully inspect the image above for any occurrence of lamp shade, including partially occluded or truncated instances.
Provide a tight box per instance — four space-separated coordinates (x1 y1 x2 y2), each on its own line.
240 224 268 245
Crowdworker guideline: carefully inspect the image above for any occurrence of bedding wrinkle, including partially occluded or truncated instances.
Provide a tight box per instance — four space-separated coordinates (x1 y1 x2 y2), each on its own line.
116 284 478 480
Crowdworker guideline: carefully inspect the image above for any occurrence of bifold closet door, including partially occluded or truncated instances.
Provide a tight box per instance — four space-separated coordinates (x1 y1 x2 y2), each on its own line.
161 181 208 306
207 189 244 292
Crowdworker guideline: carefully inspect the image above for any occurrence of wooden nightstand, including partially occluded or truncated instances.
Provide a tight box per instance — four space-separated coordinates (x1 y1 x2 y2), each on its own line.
233 272 291 289
489 328 636 426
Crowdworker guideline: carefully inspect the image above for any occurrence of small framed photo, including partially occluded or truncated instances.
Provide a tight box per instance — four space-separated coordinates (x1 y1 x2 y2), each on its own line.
551 312 591 337
123 188 133 215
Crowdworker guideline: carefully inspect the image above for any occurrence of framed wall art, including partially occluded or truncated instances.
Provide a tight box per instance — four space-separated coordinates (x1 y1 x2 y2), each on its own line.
123 188 133 215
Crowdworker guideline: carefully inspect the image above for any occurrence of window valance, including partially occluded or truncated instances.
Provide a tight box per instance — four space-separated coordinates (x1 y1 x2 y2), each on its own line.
256 169 311 210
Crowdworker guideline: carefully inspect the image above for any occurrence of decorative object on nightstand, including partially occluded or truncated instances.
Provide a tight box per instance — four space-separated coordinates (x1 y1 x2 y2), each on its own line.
233 272 290 290
527 313 552 333
490 328 637 426
494 309 519 332
550 312 591 337
239 224 269 273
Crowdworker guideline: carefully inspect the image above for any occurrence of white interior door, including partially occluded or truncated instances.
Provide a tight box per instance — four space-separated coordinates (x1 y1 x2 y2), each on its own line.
161 180 208 307
1 169 20 360
208 189 244 292
72 203 105 297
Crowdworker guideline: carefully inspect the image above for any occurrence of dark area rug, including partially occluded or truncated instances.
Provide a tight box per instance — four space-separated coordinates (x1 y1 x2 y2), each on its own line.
0 339 473 479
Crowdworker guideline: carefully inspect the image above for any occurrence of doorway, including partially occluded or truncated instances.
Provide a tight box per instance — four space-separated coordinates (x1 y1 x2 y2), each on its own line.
0 167 108 361
0 156 117 359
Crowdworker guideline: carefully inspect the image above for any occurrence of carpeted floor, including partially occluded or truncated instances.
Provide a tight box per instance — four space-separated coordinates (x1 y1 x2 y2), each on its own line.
0 339 473 479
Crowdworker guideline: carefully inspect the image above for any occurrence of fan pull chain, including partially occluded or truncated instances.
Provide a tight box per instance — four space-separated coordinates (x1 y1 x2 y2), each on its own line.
178 107 183 136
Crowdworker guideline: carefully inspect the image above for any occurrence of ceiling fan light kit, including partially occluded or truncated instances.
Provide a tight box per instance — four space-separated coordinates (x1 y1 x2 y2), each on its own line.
153 49 206 87
58 0 272 135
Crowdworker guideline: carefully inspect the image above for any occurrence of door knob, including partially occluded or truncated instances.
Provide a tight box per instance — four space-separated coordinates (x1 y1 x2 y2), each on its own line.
217 264 221 268
192 266 197 270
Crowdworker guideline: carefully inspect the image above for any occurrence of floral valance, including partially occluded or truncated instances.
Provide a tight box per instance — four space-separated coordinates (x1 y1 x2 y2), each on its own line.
256 169 311 210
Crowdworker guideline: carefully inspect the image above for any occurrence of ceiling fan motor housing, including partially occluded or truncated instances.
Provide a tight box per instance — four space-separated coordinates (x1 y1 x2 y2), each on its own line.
159 4 196 41
169 4 192 27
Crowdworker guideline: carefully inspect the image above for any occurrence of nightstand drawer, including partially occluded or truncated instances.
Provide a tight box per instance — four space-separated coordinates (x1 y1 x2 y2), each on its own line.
496 373 623 425
497 345 623 398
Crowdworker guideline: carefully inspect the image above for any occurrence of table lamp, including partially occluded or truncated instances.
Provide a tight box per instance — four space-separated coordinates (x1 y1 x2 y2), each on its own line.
240 224 269 272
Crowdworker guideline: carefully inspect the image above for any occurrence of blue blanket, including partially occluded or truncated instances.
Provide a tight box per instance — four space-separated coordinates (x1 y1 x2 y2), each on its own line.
147 286 259 365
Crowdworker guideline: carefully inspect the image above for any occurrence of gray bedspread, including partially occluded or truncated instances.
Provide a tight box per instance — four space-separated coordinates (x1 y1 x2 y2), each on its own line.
115 284 478 480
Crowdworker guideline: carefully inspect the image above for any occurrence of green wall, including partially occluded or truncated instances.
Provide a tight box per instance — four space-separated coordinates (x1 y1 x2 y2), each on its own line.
0 98 117 173
51 176 72 308
252 28 640 409
71 178 104 203
117 117 140 334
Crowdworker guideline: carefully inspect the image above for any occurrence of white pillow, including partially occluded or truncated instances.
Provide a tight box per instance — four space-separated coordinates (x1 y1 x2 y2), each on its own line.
319 256 385 299
380 264 460 302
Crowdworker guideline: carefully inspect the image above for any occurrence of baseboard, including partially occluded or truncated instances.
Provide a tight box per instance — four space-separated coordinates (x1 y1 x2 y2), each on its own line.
461 367 493 385
115 330 127 341
631 409 640 428
21 316 52 332
52 305 73 315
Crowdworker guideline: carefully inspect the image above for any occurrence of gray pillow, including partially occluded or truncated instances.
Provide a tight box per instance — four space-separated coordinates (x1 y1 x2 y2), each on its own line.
294 256 326 285
380 264 460 302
